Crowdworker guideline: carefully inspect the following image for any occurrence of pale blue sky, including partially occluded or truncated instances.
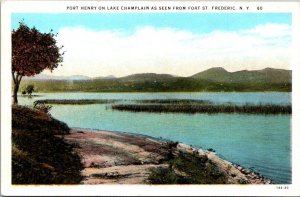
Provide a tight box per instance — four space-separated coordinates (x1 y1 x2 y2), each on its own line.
11 13 292 77
12 13 291 33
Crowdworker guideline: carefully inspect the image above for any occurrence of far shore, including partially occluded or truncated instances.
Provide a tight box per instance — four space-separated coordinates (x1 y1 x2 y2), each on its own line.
64 128 273 184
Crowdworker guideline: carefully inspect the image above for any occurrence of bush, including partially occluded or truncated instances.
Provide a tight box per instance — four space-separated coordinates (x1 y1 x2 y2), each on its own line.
148 152 227 184
33 102 52 114
25 85 35 96
148 167 193 184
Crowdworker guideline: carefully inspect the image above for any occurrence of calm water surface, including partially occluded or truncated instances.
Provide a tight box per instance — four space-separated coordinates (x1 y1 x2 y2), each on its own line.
19 92 291 183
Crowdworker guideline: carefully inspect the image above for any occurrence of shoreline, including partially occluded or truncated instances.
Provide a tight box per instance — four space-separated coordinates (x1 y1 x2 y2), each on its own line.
65 128 272 184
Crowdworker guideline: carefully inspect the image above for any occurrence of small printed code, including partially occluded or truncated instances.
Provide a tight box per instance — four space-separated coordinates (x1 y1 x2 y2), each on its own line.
276 186 289 189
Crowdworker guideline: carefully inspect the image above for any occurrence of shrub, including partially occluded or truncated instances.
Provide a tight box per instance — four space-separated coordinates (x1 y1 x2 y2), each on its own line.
33 102 52 114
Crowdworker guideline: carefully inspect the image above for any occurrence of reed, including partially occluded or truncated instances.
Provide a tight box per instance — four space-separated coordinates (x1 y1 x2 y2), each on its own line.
112 104 291 114
135 99 212 105
34 99 120 105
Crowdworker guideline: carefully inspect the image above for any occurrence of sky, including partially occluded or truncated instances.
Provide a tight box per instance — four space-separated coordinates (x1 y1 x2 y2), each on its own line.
11 13 292 77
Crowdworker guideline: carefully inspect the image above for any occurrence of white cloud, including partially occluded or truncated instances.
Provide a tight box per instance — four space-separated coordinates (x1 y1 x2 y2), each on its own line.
47 23 291 77
241 23 291 38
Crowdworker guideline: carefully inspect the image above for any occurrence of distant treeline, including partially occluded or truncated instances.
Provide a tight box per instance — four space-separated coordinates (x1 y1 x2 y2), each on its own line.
20 77 291 92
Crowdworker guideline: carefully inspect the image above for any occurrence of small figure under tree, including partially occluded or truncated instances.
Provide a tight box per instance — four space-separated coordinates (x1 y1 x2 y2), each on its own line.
12 22 64 104
25 84 35 96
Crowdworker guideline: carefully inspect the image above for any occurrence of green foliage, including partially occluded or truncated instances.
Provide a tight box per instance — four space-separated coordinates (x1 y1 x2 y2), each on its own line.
148 152 227 184
25 84 34 96
148 167 194 184
33 102 52 114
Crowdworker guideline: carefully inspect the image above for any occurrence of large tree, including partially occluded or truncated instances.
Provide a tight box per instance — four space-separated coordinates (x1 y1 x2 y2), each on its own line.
12 22 63 104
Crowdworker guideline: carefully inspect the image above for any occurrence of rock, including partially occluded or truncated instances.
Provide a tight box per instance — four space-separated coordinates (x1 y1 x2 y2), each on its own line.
250 180 257 184
177 143 193 154
244 169 251 174
198 149 206 156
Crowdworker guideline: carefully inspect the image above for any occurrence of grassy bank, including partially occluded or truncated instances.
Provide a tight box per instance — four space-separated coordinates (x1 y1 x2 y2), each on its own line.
112 104 291 114
12 105 83 184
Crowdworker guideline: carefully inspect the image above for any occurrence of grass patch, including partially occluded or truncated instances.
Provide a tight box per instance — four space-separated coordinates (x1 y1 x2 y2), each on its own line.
148 167 193 184
135 99 212 105
148 152 227 184
12 105 83 184
112 103 291 115
34 99 120 105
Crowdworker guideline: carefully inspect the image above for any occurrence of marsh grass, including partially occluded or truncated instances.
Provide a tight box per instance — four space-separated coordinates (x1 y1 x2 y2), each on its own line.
34 99 120 105
112 103 291 114
135 99 212 105
34 98 291 114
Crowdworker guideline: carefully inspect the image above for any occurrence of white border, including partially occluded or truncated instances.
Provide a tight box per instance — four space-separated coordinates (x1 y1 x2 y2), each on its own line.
1 1 300 196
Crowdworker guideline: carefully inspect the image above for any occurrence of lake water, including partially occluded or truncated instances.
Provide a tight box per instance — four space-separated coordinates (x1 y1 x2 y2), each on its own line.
19 92 291 184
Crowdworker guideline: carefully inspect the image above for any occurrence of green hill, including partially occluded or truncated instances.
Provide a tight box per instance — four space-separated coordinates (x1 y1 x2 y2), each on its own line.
20 67 291 92
191 67 291 84
119 73 176 82
191 67 232 82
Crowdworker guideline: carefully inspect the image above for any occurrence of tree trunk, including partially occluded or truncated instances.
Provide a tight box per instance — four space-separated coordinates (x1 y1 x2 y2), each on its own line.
12 72 22 105
12 82 19 105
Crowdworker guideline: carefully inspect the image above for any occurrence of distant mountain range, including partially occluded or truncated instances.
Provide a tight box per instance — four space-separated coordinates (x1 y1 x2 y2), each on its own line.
93 75 116 80
191 67 291 84
119 73 176 82
21 67 291 92
24 67 291 83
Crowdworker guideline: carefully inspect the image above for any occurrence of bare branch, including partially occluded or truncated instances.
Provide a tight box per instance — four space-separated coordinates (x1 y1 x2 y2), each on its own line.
18 75 23 83
16 74 22 84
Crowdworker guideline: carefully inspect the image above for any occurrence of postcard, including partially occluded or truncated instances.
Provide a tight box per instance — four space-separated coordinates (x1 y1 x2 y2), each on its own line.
1 0 300 196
